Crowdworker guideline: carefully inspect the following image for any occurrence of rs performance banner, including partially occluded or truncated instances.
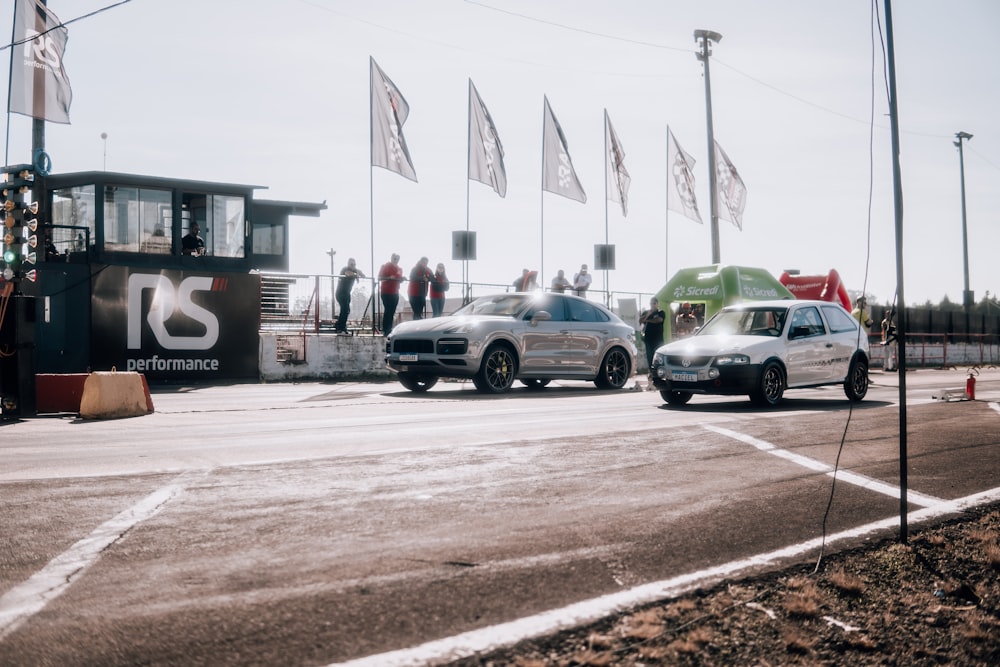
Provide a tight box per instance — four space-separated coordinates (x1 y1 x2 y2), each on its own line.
92 267 260 381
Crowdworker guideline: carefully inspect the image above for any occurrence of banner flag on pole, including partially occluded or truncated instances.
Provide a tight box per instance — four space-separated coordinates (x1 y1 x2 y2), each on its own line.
468 79 507 197
9 0 72 124
667 127 702 224
714 140 746 231
370 57 417 181
542 96 586 203
605 111 629 217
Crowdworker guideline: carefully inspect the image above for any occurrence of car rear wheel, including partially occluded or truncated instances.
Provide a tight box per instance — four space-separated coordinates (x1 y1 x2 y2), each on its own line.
661 390 693 405
594 347 631 389
520 379 551 389
398 372 438 392
474 344 517 394
844 357 869 401
750 361 785 406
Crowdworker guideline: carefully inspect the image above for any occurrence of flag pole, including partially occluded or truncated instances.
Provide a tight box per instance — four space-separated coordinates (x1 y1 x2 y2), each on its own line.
369 57 379 334
665 125 670 284
4 2 17 165
465 79 471 304
603 109 610 306
540 98 545 285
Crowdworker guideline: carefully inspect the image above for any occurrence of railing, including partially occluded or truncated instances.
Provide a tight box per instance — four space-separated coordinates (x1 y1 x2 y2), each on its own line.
869 333 1000 369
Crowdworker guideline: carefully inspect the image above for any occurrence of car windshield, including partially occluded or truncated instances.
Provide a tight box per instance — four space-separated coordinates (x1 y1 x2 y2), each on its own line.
453 294 533 317
698 307 788 337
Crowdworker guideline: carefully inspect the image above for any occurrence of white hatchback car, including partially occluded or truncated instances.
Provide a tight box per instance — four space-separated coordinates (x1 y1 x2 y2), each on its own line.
650 299 870 406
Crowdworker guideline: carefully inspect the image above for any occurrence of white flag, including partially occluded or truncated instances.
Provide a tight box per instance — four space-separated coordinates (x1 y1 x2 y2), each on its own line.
542 96 586 203
714 140 746 231
468 80 507 198
667 127 702 224
605 111 630 217
370 57 417 181
9 0 72 124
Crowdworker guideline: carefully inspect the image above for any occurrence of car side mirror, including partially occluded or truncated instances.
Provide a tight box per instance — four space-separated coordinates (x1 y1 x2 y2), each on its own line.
790 325 810 339
530 310 552 326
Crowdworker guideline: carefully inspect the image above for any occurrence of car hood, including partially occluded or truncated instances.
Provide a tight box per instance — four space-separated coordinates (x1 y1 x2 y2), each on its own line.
390 315 512 335
656 334 775 358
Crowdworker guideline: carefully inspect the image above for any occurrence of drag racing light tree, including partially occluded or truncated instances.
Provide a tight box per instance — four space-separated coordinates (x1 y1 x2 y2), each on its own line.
1 165 39 285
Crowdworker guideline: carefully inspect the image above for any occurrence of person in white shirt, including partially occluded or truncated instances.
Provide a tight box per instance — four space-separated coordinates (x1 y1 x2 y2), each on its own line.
572 264 592 297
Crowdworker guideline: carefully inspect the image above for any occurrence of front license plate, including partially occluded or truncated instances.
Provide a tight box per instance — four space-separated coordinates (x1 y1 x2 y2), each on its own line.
671 371 698 382
399 354 419 362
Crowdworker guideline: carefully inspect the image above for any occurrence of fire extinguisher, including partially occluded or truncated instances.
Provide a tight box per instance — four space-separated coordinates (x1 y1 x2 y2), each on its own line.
966 367 979 400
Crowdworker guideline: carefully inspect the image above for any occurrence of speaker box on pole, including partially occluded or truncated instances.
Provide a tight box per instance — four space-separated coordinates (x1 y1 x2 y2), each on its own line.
452 231 477 260
594 244 615 270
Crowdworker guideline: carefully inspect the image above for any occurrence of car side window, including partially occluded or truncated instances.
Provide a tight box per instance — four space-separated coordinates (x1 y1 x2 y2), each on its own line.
567 298 606 322
524 295 567 322
822 305 859 333
788 306 826 338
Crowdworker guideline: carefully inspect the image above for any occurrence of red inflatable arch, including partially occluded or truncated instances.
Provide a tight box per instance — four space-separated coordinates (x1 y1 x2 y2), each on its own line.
778 269 851 311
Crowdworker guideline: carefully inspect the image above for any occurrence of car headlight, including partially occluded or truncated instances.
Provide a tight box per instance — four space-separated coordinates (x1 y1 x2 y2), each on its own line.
715 354 750 365
444 323 478 334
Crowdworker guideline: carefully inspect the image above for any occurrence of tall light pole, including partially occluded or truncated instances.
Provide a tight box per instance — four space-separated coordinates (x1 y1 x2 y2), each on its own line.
101 132 108 170
695 29 723 264
954 131 973 312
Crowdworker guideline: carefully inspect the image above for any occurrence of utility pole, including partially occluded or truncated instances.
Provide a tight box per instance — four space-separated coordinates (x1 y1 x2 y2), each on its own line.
954 131 973 312
695 29 723 265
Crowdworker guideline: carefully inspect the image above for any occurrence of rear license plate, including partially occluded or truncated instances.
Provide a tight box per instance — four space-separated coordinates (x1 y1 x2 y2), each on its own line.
671 371 698 382
399 354 419 362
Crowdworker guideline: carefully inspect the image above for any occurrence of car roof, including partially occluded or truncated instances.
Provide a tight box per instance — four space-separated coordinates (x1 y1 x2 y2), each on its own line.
722 299 845 310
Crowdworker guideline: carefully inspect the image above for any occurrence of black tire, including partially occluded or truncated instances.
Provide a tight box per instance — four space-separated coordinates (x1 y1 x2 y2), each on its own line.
520 379 551 389
750 361 785 406
845 357 869 401
474 344 517 394
661 390 693 405
398 372 438 392
594 347 632 390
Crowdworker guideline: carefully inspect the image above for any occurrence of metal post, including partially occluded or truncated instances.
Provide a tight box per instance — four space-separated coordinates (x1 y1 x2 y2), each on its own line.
695 29 722 265
884 0 909 544
954 131 973 312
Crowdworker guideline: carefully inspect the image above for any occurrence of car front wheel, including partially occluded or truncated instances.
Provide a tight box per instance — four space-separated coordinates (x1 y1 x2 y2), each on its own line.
661 390 693 405
398 372 438 392
750 361 785 406
844 357 869 401
594 347 631 389
474 344 517 394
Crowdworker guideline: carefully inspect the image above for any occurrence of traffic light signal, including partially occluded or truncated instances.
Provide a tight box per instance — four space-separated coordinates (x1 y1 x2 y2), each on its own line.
0 165 38 284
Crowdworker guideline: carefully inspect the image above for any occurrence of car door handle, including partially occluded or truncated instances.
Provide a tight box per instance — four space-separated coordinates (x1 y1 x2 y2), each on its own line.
826 343 833 348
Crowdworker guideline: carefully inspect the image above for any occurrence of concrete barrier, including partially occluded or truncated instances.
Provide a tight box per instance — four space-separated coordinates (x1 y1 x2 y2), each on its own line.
36 373 91 414
79 371 155 419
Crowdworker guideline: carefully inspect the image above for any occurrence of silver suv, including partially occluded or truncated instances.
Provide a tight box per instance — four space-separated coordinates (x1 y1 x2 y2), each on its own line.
650 299 869 406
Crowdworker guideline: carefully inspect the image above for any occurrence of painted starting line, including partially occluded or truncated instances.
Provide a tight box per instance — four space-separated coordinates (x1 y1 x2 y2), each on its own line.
334 418 1000 667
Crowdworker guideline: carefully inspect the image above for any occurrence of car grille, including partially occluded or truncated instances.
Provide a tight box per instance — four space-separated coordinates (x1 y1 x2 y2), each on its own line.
391 339 435 354
665 355 713 367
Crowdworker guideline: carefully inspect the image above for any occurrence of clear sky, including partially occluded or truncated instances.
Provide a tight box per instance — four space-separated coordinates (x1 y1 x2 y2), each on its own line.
3 0 998 307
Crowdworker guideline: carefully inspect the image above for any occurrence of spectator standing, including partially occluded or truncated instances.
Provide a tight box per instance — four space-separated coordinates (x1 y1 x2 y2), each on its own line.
573 264 592 297
408 256 433 319
334 258 365 335
378 253 403 335
429 262 450 317
674 302 697 338
512 268 538 292
852 296 873 330
639 297 665 375
181 222 205 256
550 269 571 293
881 307 897 372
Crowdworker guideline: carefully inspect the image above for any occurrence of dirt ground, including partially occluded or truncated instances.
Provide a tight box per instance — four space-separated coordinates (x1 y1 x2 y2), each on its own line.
458 504 1000 666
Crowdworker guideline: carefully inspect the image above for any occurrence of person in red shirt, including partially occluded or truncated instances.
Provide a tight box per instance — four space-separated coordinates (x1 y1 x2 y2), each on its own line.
408 256 433 320
429 262 450 317
378 253 403 335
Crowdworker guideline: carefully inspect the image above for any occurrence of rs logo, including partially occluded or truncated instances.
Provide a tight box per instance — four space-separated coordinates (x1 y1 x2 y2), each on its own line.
24 29 61 70
127 274 220 350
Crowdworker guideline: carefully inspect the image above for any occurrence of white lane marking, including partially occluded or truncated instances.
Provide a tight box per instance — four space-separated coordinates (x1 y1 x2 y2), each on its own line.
0 484 182 640
703 424 945 508
331 486 1000 667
